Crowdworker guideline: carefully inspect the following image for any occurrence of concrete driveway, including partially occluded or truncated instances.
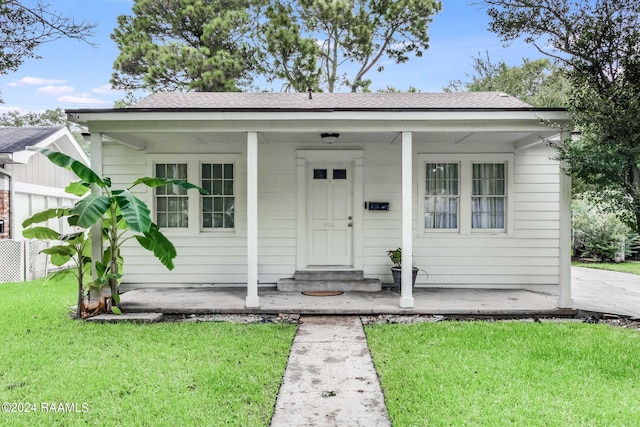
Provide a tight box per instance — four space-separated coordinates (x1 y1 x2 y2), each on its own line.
572 266 640 318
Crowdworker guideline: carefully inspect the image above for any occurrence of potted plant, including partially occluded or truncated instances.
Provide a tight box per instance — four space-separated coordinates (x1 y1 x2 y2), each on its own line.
387 247 419 291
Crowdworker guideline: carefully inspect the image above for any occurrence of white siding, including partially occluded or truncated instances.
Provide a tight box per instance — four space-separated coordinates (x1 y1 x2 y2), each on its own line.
107 138 299 285
362 139 560 288
107 135 561 290
10 152 79 237
423 143 559 287
14 192 77 236
9 153 78 188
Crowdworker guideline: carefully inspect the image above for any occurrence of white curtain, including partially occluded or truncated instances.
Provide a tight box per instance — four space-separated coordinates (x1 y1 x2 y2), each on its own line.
425 163 458 229
471 164 505 229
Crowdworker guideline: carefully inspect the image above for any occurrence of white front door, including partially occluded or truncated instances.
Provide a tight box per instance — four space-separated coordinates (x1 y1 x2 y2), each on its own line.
307 163 353 266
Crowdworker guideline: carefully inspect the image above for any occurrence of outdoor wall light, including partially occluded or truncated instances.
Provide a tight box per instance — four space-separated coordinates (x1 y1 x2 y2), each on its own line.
321 133 340 144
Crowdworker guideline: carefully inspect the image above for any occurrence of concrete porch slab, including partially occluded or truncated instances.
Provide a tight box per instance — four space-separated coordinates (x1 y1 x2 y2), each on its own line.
119 286 574 317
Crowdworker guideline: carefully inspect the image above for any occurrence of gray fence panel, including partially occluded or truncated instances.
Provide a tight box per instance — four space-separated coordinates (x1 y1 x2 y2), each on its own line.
0 240 49 283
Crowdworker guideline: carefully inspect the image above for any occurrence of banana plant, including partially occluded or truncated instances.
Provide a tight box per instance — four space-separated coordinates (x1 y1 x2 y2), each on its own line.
24 147 207 316
22 209 92 319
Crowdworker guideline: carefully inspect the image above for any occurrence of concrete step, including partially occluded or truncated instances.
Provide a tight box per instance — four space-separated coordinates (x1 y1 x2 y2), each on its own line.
294 269 364 281
277 278 381 292
85 312 164 323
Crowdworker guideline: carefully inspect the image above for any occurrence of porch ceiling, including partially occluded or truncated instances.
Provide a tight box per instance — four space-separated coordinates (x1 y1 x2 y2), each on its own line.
102 129 558 150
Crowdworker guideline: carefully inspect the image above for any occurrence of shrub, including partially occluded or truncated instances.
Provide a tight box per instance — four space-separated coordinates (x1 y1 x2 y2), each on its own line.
572 199 638 261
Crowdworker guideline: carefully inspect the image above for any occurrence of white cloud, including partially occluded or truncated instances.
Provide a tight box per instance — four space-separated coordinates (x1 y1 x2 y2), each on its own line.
8 77 67 87
36 85 75 95
58 94 110 105
92 84 118 94
0 105 26 115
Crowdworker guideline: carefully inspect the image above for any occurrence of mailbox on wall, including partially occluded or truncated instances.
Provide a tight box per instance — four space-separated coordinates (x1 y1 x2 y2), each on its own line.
365 202 390 211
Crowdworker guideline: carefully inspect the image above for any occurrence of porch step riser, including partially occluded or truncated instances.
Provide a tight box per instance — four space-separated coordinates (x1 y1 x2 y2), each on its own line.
277 279 381 292
294 270 364 281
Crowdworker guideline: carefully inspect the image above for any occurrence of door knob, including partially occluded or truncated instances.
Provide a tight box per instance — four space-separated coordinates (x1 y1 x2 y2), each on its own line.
348 222 353 227
348 216 352 220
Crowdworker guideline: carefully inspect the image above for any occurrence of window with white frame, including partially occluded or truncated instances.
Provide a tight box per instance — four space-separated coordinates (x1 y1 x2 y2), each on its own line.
419 154 512 235
424 163 459 229
201 163 235 229
155 163 189 228
151 155 239 232
472 163 506 229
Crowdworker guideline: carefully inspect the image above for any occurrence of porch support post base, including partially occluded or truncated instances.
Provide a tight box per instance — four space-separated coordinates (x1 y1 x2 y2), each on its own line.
245 295 260 308
399 296 415 309
557 295 573 309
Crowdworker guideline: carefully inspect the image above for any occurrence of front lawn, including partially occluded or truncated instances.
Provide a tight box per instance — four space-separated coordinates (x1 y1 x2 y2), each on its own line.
573 260 640 275
366 320 640 427
0 277 296 427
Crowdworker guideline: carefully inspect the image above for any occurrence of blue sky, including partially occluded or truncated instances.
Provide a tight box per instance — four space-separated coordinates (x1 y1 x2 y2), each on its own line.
0 0 543 114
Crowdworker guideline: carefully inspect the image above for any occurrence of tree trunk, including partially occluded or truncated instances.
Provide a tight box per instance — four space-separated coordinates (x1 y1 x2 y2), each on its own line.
76 283 83 320
75 268 84 320
629 163 640 233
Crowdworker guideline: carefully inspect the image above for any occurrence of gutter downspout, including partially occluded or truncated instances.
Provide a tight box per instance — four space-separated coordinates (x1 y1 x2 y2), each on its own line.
0 165 14 239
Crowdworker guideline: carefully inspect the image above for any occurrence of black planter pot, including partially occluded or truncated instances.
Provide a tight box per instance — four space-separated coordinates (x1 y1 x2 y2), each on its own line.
391 267 418 292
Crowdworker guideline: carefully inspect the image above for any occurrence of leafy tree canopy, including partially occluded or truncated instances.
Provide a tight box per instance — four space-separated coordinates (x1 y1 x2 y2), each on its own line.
111 0 442 93
111 0 266 92
262 0 442 92
0 1 95 101
377 86 421 93
1 108 66 127
445 53 569 108
481 0 640 230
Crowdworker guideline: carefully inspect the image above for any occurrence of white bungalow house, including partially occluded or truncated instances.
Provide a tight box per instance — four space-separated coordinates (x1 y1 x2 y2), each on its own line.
0 126 89 239
66 92 572 309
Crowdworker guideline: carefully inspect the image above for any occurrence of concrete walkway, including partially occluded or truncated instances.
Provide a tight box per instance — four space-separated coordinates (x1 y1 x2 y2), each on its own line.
270 316 390 427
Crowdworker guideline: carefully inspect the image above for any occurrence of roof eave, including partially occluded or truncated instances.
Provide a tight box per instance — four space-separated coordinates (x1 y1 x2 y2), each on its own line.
67 108 570 130
67 106 567 115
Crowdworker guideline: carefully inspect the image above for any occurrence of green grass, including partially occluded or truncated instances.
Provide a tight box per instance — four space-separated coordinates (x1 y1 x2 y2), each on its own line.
0 277 297 427
573 260 640 275
366 321 640 427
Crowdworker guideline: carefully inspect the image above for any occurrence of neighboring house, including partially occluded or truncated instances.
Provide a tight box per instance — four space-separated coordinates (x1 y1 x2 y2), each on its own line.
67 92 573 309
0 126 90 239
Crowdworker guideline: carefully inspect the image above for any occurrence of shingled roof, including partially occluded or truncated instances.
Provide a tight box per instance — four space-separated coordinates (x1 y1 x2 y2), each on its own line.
131 92 535 111
0 126 64 153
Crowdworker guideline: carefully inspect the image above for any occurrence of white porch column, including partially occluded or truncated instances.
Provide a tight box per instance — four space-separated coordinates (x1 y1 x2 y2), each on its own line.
558 131 573 308
90 132 103 284
246 132 260 308
400 131 415 308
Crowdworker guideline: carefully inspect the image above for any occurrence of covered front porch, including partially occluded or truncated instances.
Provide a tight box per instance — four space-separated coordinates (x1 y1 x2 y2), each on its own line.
118 285 575 317
69 92 574 312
